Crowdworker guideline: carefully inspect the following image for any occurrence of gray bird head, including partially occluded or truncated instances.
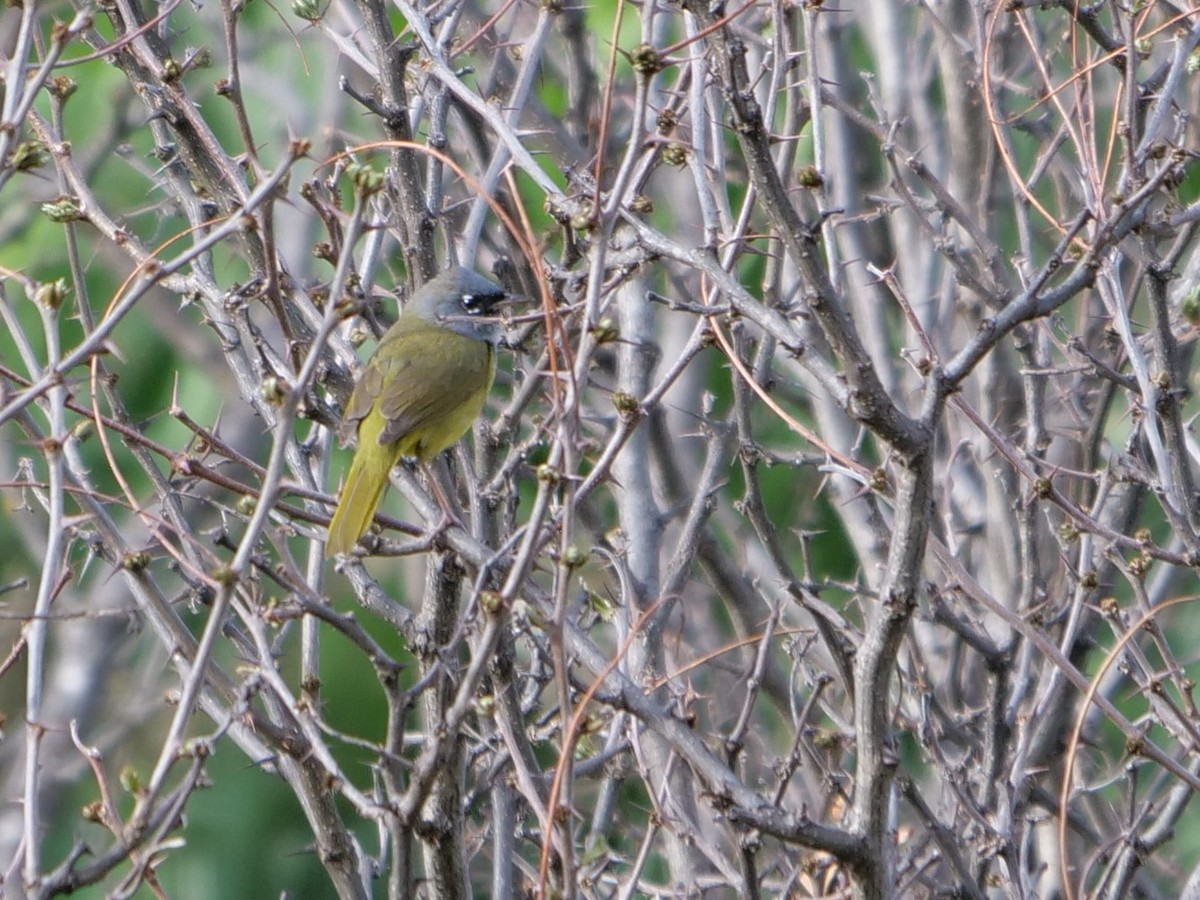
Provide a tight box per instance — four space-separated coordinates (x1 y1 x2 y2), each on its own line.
403 266 508 344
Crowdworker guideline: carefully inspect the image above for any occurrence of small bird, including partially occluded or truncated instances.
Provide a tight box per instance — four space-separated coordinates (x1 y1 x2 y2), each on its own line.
325 266 509 556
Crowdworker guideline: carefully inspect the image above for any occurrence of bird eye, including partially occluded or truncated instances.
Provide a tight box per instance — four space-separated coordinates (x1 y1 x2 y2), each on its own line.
461 293 481 314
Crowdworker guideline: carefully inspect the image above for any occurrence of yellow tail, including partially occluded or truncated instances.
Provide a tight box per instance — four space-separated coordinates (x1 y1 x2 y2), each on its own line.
325 439 397 556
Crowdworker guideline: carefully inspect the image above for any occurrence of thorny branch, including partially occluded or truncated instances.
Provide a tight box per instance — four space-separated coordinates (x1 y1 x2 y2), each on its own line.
3 2 1200 899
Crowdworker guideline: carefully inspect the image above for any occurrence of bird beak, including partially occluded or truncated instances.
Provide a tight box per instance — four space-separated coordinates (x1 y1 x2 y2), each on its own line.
477 292 527 322
491 293 527 310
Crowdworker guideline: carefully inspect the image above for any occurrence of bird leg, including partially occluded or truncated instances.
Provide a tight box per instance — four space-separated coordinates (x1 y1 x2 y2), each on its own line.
419 457 467 536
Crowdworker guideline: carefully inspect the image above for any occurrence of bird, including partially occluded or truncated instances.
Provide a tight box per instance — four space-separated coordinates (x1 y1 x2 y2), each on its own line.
325 266 509 556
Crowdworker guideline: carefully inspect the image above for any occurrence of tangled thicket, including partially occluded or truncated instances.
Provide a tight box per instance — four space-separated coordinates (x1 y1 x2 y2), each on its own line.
4 1 1200 898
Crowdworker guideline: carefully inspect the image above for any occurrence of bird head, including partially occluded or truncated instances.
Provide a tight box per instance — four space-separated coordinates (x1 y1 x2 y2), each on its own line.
404 266 510 344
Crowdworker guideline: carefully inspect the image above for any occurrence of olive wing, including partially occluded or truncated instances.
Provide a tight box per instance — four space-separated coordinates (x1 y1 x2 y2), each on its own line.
341 324 493 450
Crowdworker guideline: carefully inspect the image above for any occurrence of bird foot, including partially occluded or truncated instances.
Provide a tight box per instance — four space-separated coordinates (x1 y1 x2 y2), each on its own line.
418 508 466 547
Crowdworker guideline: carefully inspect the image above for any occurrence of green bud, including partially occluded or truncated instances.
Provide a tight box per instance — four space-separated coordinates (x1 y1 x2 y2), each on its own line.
612 391 640 420
629 43 664 75
260 375 289 406
562 545 588 569
120 765 143 795
212 565 237 585
49 76 77 100
34 278 68 310
592 317 619 343
121 550 152 571
661 143 689 167
629 195 653 215
480 590 503 615
345 162 383 196
570 211 597 232
292 0 322 20
10 140 49 171
796 165 824 189
41 196 86 223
